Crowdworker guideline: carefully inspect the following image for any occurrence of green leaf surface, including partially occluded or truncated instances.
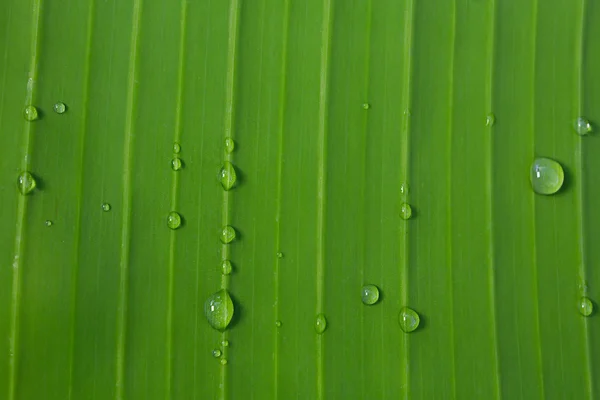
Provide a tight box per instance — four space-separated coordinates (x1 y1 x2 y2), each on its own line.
1 0 600 398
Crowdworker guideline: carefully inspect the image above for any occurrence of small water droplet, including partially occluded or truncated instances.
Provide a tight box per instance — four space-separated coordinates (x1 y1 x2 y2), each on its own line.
17 172 36 195
579 296 593 317
224 137 235 153
362 103 370 110
400 203 412 220
167 211 182 230
220 225 236 244
400 183 409 195
398 307 420 333
23 105 38 121
530 158 564 195
220 358 228 365
574 117 592 136
171 157 183 171
204 289 234 331
222 340 229 347
403 109 411 116
53 102 66 114
276 252 283 259
173 142 181 153
486 113 496 127
275 320 282 327
219 162 237 191
45 220 53 227
212 349 222 358
222 260 233 275
361 285 380 305
101 203 111 212
315 313 327 334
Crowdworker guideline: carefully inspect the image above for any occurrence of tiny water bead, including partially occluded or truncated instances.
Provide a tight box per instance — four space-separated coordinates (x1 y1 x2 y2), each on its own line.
53 102 66 114
173 142 181 153
276 252 283 259
222 340 230 347
400 183 409 195
315 313 327 334
219 161 237 191
220 359 228 365
275 320 282 327
222 260 233 275
400 203 412 220
167 212 182 230
220 225 236 244
574 117 592 136
212 349 222 358
204 289 234 331
23 105 38 121
361 285 380 305
17 172 36 195
45 220 53 227
101 203 111 212
579 297 593 317
362 103 370 110
530 158 564 195
171 157 183 171
398 307 420 333
486 113 496 127
224 137 235 153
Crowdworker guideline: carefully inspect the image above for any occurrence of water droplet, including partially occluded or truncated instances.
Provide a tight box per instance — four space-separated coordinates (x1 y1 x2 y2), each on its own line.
400 203 412 220
362 103 370 110
220 358 228 365
173 142 181 153
222 260 233 275
220 225 236 244
579 296 593 317
574 117 592 136
315 313 327 334
219 161 237 191
530 158 564 195
23 105 38 121
486 113 496 127
224 137 235 153
53 102 66 114
45 220 53 227
212 349 222 358
361 285 380 305
17 172 36 195
167 211 182 230
222 340 229 347
275 320 282 327
101 203 111 212
204 289 234 331
400 183 409 195
398 307 420 333
171 157 183 171
276 252 283 259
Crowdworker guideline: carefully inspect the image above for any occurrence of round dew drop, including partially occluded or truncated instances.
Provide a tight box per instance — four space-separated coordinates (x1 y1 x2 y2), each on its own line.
173 142 181 154
275 320 282 327
17 172 36 195
101 203 111 212
220 225 236 244
400 203 412 220
221 260 233 275
212 349 222 358
361 285 380 305
222 340 230 347
224 137 235 153
204 289 234 331
53 102 67 114
530 158 564 195
171 157 183 171
315 313 327 334
167 212 182 230
220 359 228 365
23 105 39 121
362 103 370 110
579 297 593 317
45 220 53 227
398 307 420 333
574 117 592 136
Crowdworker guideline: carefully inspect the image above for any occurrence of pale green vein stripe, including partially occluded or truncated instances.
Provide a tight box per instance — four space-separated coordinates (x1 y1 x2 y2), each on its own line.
399 1 414 397
115 0 143 397
67 0 96 398
166 0 189 396
220 0 240 398
273 1 290 398
575 0 593 398
8 0 43 398
446 2 458 399
484 0 502 398
529 0 545 396
316 1 333 399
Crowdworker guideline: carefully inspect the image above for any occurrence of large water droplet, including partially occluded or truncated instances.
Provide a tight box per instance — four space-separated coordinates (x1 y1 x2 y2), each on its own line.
171 158 183 171
17 172 36 195
220 225 236 244
212 349 222 358
579 296 593 317
53 102 66 114
224 137 235 153
400 203 412 220
167 212 182 230
101 203 111 212
574 117 592 136
23 105 38 121
398 307 420 333
222 260 233 275
220 162 237 191
486 113 496 127
315 313 327 334
173 142 181 154
204 289 234 331
361 285 380 305
530 158 564 195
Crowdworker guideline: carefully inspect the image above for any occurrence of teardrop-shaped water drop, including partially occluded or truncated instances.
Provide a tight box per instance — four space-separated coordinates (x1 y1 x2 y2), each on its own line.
23 105 38 121
220 161 237 191
204 289 234 331
167 212 182 230
486 113 496 127
315 313 327 334
400 203 412 220
579 296 593 317
574 117 592 136
171 157 183 171
17 172 36 195
361 285 380 305
173 142 181 154
220 225 236 244
398 307 420 333
222 260 233 275
224 137 235 153
530 158 564 195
